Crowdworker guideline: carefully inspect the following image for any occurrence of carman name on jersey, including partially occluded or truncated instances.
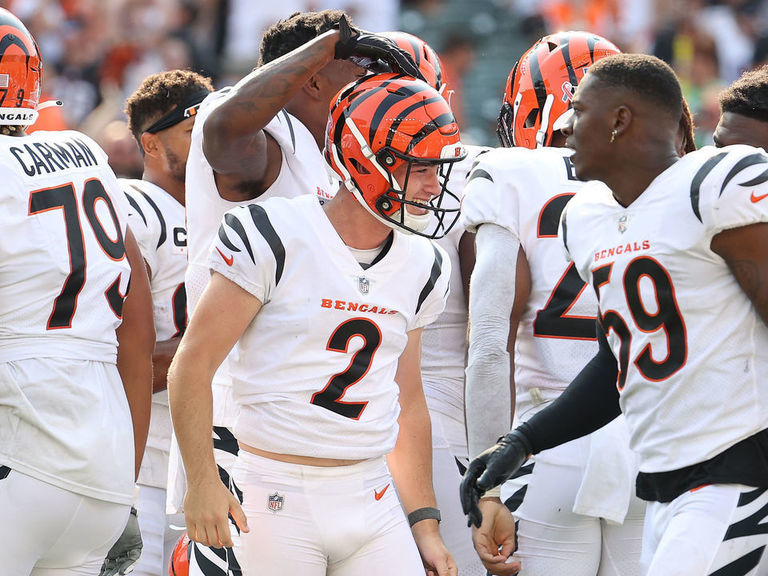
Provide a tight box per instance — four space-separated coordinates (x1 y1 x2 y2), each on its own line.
10 136 98 177
321 298 399 315
594 240 651 263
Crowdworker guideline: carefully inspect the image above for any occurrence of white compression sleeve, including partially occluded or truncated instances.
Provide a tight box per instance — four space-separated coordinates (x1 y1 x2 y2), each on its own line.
465 223 520 459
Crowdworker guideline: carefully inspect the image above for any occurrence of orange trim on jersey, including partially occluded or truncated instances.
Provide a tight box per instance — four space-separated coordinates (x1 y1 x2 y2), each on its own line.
689 484 711 493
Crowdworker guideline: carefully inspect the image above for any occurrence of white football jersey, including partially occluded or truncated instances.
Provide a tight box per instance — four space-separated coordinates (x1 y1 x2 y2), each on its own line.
185 89 336 426
561 145 768 473
462 146 599 406
421 145 490 416
0 129 134 503
209 194 450 459
121 178 187 489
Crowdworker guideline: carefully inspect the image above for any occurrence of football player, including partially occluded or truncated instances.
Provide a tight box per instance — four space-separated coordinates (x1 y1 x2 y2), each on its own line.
0 7 154 575
463 53 768 576
169 73 464 574
460 32 649 576
118 70 214 576
713 64 768 150
179 10 424 574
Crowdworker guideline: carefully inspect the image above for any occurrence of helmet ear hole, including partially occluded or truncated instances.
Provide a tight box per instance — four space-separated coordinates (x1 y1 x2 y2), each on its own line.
524 108 539 128
348 157 370 174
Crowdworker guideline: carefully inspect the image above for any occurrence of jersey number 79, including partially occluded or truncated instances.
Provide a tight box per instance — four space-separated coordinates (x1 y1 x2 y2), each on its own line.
29 179 126 329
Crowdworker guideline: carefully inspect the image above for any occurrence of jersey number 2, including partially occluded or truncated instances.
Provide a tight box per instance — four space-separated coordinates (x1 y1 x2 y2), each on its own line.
29 179 126 329
310 318 382 419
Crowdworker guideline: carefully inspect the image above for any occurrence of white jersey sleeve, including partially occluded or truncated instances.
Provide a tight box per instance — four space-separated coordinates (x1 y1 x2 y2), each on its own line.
209 203 276 304
122 180 160 276
699 145 768 233
461 147 528 236
411 242 450 331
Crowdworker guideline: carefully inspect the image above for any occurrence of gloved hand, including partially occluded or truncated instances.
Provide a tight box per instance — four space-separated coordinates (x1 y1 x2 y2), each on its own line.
99 507 143 576
460 429 532 528
334 15 426 82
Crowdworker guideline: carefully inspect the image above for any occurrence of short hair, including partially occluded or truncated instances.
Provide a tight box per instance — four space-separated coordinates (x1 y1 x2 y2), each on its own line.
587 53 683 121
124 70 214 142
259 10 349 66
719 65 768 122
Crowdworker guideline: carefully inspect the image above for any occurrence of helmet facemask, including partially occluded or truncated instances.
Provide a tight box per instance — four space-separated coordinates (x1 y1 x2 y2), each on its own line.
372 148 462 239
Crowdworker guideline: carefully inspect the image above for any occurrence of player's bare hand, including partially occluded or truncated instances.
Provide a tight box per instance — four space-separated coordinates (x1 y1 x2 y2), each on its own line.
183 478 248 548
472 498 520 575
411 520 458 576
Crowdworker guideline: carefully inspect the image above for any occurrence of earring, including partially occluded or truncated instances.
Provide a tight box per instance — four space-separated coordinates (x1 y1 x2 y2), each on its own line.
610 129 618 143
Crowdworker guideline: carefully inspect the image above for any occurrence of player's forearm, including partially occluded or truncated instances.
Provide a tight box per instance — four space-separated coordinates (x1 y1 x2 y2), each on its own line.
466 224 520 457
118 230 155 479
202 30 338 175
387 396 437 515
167 349 220 487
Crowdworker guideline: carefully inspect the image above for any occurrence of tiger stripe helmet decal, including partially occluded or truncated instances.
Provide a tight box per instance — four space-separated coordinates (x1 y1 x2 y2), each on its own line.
380 31 445 95
325 73 466 239
0 8 42 125
497 31 620 149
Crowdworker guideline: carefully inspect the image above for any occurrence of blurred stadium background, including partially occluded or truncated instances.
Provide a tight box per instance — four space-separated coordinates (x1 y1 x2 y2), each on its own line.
11 0 768 175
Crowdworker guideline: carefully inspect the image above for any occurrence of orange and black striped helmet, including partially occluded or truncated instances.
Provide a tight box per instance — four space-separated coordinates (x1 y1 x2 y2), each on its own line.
325 73 466 238
497 31 620 149
380 32 445 95
0 8 42 125
168 532 190 575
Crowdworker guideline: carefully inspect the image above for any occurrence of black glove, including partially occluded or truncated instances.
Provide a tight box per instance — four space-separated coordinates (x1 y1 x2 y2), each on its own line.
99 507 143 576
334 15 426 82
460 429 532 528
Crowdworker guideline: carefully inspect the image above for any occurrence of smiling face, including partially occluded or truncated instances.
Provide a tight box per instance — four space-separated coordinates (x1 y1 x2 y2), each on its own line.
392 162 441 216
561 73 617 182
713 111 768 150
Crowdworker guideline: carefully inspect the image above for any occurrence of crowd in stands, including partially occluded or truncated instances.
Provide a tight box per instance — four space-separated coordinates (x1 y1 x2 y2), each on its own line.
14 0 768 157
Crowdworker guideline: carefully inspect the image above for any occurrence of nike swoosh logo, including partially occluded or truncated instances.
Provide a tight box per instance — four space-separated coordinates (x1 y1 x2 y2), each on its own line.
751 191 768 203
216 247 234 266
374 484 390 501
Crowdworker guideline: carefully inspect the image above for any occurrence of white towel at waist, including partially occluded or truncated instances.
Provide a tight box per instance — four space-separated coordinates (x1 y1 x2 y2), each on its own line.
573 414 640 525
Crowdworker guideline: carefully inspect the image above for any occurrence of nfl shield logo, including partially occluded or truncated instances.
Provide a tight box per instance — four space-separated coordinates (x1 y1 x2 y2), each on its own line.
618 214 629 234
358 277 370 295
267 491 284 512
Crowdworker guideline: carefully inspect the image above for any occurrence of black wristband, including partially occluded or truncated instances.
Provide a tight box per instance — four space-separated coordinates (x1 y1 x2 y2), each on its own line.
407 506 441 527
